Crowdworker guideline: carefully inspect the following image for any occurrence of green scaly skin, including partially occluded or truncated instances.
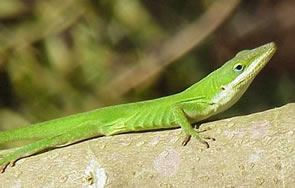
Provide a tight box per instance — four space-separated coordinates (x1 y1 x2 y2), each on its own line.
0 42 276 173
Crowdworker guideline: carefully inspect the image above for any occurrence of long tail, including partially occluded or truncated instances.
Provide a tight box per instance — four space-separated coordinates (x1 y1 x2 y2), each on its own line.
0 115 86 144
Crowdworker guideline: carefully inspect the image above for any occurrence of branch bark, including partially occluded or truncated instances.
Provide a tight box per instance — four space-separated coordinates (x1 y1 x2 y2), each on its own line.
0 103 294 187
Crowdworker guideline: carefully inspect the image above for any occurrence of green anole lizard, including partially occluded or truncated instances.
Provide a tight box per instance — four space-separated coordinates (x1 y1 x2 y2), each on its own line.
0 42 276 173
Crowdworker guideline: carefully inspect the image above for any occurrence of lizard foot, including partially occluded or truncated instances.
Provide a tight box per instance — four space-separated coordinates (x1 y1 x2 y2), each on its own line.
182 130 215 148
182 135 209 148
0 150 29 173
0 158 10 173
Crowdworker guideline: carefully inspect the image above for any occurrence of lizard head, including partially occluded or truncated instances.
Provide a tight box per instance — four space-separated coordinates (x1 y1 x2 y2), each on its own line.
218 42 276 92
210 42 276 113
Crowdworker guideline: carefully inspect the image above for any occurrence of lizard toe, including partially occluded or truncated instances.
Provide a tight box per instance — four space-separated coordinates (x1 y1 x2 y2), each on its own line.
0 160 10 173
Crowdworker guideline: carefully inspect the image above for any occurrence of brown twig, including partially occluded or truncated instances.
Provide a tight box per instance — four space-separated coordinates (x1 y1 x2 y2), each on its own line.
101 0 241 99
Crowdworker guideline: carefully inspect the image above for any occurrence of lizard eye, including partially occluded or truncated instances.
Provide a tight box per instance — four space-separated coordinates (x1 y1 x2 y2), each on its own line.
233 63 244 72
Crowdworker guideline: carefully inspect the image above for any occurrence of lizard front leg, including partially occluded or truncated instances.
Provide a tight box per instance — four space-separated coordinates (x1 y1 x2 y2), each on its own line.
172 105 210 148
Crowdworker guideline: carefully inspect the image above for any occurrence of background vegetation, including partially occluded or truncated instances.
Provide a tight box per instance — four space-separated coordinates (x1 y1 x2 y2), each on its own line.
0 0 294 148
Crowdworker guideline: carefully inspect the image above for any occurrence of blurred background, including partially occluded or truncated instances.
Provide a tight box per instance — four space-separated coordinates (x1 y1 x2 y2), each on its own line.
0 0 294 145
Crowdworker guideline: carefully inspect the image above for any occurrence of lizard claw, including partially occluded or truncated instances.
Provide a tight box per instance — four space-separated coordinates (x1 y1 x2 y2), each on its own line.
0 162 10 173
202 135 216 141
199 139 209 148
195 126 211 133
10 157 22 167
182 135 191 146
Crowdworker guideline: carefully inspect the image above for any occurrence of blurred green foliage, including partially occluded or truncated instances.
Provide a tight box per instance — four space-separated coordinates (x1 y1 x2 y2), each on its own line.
0 0 294 137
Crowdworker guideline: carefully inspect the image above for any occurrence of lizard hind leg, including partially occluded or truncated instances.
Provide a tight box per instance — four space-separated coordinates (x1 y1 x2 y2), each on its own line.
0 121 103 173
